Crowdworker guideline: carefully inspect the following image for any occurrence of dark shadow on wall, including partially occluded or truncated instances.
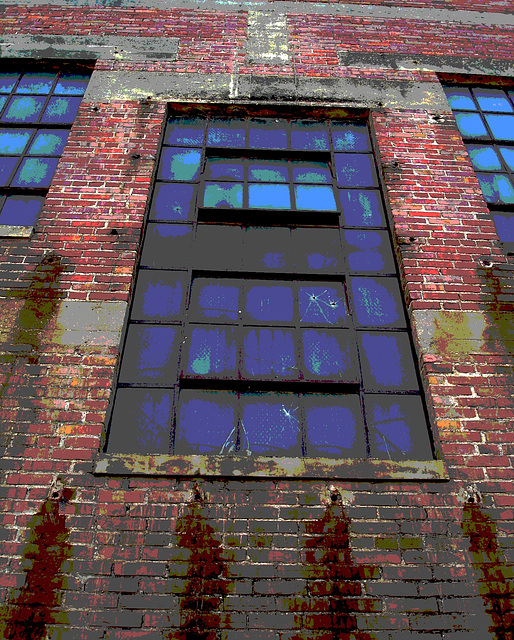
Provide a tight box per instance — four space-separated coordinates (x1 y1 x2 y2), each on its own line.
0 491 73 639
461 500 514 639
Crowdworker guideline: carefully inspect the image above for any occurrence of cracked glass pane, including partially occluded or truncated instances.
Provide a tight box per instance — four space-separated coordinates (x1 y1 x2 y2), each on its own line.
466 145 502 171
207 119 246 148
340 189 385 228
294 185 337 211
291 120 329 151
158 147 202 181
27 130 69 155
249 160 288 182
205 157 244 180
298 284 347 325
359 331 419 392
131 270 186 322
454 113 488 139
118 325 179 385
344 230 396 274
350 277 406 328
189 278 239 323
0 129 33 154
301 328 359 382
473 89 513 113
245 283 294 323
16 72 56 95
484 114 514 141
248 183 291 209
150 183 196 221
443 87 476 111
184 325 237 377
332 122 371 152
42 96 81 124
54 73 90 96
335 153 377 187
164 117 205 147
2 96 45 123
0 195 44 225
249 118 287 149
203 182 243 208
12 157 59 188
243 328 296 378
140 223 193 270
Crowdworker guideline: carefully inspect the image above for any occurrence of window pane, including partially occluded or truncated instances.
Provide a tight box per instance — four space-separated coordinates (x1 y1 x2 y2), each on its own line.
340 189 385 227
107 388 173 454
207 119 246 148
249 160 288 182
158 147 202 181
443 87 476 111
54 73 89 96
477 173 514 204
350 277 406 327
0 129 33 154
365 395 432 460
298 284 347 325
203 182 243 208
302 329 359 382
41 96 81 124
131 270 186 322
493 213 514 241
243 328 296 378
16 72 56 95
11 157 59 188
294 185 337 211
140 223 193 269
0 73 19 94
189 278 240 323
344 229 396 274
205 157 244 180
164 117 205 147
293 228 343 273
305 394 366 458
0 195 44 226
291 121 329 151
150 183 196 221
183 326 237 377
244 283 294 323
466 145 502 171
454 112 488 138
499 146 514 171
194 225 243 271
473 88 513 113
0 157 19 186
359 331 419 391
243 227 292 272
118 325 179 385
2 96 45 123
335 153 377 187
248 183 291 209
292 161 331 184
249 119 288 149
332 122 371 151
27 130 69 155
484 114 514 141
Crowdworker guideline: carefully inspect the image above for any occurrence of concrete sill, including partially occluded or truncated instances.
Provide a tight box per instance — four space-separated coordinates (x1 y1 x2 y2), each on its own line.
0 225 33 238
95 454 449 480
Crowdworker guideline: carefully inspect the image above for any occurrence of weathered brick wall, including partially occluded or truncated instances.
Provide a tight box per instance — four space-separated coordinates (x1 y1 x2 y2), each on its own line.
0 0 514 638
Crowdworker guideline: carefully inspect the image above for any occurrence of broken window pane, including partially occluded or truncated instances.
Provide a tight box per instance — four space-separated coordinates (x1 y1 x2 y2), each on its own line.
298 284 347 325
150 183 196 221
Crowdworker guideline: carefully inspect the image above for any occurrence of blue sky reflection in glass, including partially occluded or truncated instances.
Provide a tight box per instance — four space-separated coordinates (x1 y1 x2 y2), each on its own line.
206 158 244 180
335 153 377 187
165 118 205 147
295 185 337 211
241 393 301 455
0 195 44 225
207 119 246 148
150 183 196 221
359 331 418 392
249 183 291 209
186 326 237 376
42 97 81 124
298 284 346 325
351 277 405 327
243 328 296 378
190 279 239 322
3 96 45 123
484 114 514 141
204 182 243 208
131 271 185 322
249 160 288 182
340 190 385 227
249 119 287 149
332 122 371 151
466 145 502 171
443 87 476 110
54 74 90 96
12 157 59 188
302 329 358 381
119 325 178 385
0 129 33 154
0 158 18 186
0 73 19 94
245 284 294 323
500 147 514 171
477 173 514 204
493 213 514 241
291 121 329 151
292 161 331 183
473 89 513 113
454 113 488 138
158 147 202 181
27 130 69 155
16 73 56 94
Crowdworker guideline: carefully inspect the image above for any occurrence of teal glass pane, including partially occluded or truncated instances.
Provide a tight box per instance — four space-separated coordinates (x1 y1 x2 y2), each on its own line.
0 129 32 155
335 153 377 187
359 331 418 391
189 278 239 323
118 325 179 385
243 328 296 378
16 72 56 95
54 73 90 96
0 195 44 225
249 160 288 182
185 326 237 377
350 276 405 327
454 112 488 138
245 283 294 323
477 173 514 204
344 230 396 274
140 223 193 269
340 190 385 227
332 122 371 151
366 395 432 460
207 119 245 148
249 119 287 149
2 96 45 123
249 183 291 209
108 388 173 454
291 121 329 150
299 284 347 325
12 157 59 188
203 182 243 208
150 183 196 221
131 270 186 322
302 329 359 382
165 117 205 147
205 157 244 180
499 147 514 171
443 87 476 111
241 393 301 456
158 147 202 181
175 389 237 455
0 96 7 112
466 145 502 171
41 96 81 124
294 185 337 211
292 161 331 183
27 130 69 156
473 89 513 113
484 114 514 141
0 73 19 94
493 214 514 241
0 157 18 186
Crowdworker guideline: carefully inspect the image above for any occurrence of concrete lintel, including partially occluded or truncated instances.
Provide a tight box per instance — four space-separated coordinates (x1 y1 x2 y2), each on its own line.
0 224 33 238
51 300 127 346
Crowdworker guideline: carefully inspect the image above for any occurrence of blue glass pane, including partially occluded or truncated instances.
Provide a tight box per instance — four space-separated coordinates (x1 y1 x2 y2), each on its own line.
241 394 301 456
466 145 502 171
164 117 205 146
176 389 236 454
249 183 291 209
0 195 44 225
0 96 7 112
158 147 202 181
340 190 385 227
292 161 331 184
0 129 32 154
243 227 292 272
243 328 296 378
185 326 237 377
131 270 186 322
108 388 172 454
119 325 178 384
245 283 294 323
249 119 287 149
473 89 513 113
2 96 45 123
299 284 347 325
54 74 89 96
12 157 59 188
27 130 69 156
203 182 243 208
484 114 514 141
359 332 418 391
293 228 343 273
350 277 405 327
205 157 244 180
0 157 18 186
365 395 432 460
41 97 81 124
332 122 371 151
305 395 366 457
0 73 19 94
294 185 337 211
16 73 56 95
500 147 514 171
493 214 514 241
150 183 196 221
335 154 377 187
140 223 193 269
249 160 288 182
444 87 476 110
302 329 359 381
477 173 514 204
194 225 243 271
291 121 329 151
454 112 488 138
207 119 245 148
189 279 239 322
344 230 395 274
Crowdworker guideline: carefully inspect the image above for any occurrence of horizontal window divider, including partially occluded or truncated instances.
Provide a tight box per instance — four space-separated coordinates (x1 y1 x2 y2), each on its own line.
197 208 339 225
178 378 361 393
189 270 347 282
203 148 333 162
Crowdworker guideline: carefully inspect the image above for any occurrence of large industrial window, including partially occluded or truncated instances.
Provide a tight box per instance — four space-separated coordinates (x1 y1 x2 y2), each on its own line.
106 106 433 462
444 84 514 253
0 64 91 230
